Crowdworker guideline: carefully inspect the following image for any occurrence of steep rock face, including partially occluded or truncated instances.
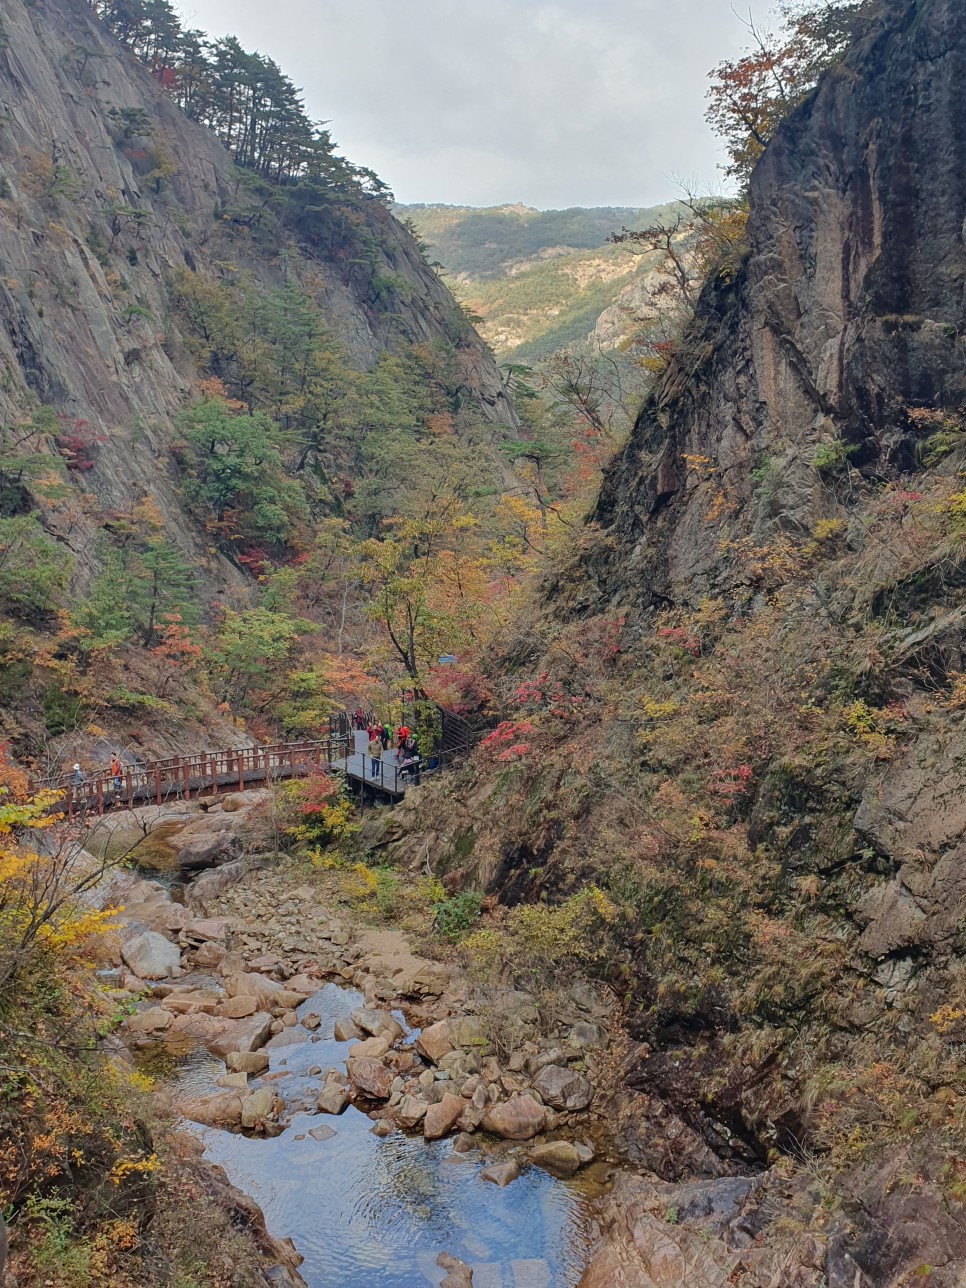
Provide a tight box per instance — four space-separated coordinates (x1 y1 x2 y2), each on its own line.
592 0 966 607
0 0 514 585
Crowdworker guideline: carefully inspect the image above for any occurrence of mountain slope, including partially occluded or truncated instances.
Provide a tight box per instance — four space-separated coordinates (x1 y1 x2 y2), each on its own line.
399 201 682 361
0 0 524 762
0 0 515 584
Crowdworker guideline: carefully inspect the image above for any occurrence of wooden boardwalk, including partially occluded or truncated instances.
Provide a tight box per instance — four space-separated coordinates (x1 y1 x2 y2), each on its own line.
31 739 347 819
31 706 474 819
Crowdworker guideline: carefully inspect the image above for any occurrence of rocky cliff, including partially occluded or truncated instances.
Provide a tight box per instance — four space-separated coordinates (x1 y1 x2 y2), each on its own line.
592 0 966 606
0 0 515 590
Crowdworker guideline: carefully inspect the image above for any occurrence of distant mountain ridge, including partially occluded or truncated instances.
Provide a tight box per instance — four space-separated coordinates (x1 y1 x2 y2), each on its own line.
397 202 681 361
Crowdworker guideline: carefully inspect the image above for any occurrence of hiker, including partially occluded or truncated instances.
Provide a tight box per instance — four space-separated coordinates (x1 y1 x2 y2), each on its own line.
71 762 83 791
380 723 390 751
353 708 366 731
400 749 422 787
395 724 411 749
110 754 122 794
368 732 383 780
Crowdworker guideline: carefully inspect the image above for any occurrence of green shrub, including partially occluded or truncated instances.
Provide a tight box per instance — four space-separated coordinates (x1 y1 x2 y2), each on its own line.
433 889 483 940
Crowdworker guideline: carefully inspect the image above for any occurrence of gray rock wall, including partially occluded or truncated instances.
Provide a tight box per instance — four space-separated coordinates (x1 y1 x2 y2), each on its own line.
0 0 515 592
591 0 966 608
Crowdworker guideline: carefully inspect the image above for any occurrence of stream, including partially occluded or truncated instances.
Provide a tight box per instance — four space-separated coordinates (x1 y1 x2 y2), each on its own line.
163 981 608 1287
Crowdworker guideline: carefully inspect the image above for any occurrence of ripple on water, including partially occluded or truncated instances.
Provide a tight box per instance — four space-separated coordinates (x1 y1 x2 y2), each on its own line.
185 983 603 1288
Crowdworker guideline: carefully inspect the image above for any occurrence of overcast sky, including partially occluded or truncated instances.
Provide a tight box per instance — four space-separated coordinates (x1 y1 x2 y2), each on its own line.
181 0 767 209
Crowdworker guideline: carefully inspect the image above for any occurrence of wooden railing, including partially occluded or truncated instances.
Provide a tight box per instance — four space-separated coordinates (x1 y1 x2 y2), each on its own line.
31 703 479 820
30 738 348 820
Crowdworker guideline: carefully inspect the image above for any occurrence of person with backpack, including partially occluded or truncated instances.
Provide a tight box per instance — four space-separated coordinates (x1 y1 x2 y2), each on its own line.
110 754 122 795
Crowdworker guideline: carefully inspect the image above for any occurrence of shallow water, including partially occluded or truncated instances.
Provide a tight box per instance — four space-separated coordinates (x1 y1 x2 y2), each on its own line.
185 982 605 1288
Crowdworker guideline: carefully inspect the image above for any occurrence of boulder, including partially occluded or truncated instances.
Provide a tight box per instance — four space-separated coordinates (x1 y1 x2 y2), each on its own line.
189 860 249 902
121 931 182 980
334 1017 362 1042
532 1065 593 1112
530 1141 581 1178
482 1094 547 1141
216 1072 249 1089
181 1090 243 1128
350 1007 404 1041
206 1011 273 1060
481 1158 521 1187
423 1092 465 1140
437 1252 474 1288
240 1088 278 1130
227 1050 270 1075
317 1083 349 1115
225 972 284 1009
192 941 227 969
349 1035 391 1059
568 1021 604 1049
177 827 242 871
449 1014 487 1048
219 996 258 1019
181 917 234 943
416 1018 454 1064
126 1006 172 1034
347 1057 393 1100
169 1012 235 1045
284 973 321 995
159 990 220 1015
395 1095 428 1128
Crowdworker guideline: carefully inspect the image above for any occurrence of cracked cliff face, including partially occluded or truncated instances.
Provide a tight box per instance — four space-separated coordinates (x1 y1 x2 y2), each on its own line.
592 0 966 610
0 0 515 592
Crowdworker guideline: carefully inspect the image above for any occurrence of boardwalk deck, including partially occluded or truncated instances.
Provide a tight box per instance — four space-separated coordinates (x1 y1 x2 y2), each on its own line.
31 706 471 819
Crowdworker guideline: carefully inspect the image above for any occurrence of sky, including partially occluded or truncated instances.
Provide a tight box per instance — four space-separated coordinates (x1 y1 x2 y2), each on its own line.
181 0 763 210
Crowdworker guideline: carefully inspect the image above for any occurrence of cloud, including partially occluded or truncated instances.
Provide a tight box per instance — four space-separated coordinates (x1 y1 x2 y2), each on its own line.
181 0 760 207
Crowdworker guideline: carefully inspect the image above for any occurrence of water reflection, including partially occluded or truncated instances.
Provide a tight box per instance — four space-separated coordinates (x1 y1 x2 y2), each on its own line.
188 984 603 1287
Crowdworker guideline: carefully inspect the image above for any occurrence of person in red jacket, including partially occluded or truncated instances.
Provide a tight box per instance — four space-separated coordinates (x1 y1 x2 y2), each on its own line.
395 724 411 748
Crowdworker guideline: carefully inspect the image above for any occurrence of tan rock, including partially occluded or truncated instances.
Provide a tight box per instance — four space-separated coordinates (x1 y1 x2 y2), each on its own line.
349 1035 391 1059
240 1088 277 1130
347 1056 393 1099
350 1007 404 1041
126 1006 172 1034
181 1090 243 1128
206 1011 273 1060
216 1072 248 1089
317 1083 349 1115
530 1140 581 1177
482 1094 547 1140
395 1095 428 1128
227 1050 270 1075
423 1093 465 1140
416 1019 454 1064
481 1158 521 1187
219 995 258 1019
334 1017 362 1042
